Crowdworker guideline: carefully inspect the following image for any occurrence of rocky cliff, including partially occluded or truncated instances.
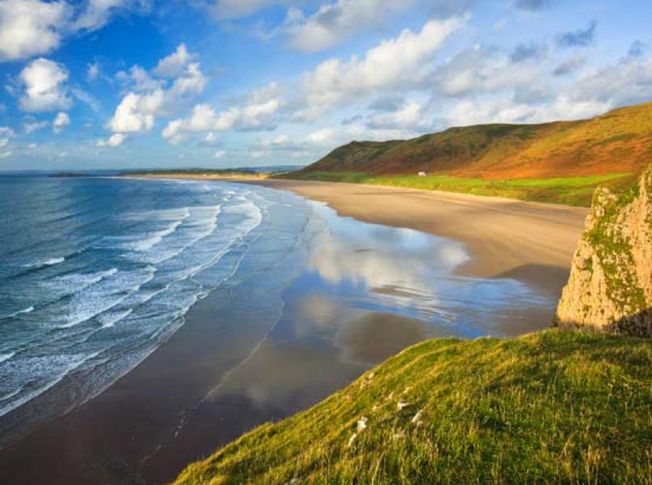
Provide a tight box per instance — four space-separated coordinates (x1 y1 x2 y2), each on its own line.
555 166 652 336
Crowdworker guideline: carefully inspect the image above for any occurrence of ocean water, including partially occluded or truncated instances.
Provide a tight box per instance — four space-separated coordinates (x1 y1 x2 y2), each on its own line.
0 175 552 448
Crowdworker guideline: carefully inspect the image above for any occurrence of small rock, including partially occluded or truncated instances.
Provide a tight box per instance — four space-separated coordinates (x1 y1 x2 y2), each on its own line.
357 417 368 432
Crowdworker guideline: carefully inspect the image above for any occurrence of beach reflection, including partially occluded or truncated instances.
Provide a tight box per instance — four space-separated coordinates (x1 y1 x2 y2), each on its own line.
304 201 550 337
207 200 556 417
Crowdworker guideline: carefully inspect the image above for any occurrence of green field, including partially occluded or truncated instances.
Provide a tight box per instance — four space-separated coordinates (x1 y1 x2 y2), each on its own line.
287 171 636 206
175 329 651 484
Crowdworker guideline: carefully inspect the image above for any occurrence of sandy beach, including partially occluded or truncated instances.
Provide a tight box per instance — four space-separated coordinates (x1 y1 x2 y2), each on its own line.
259 180 587 288
148 176 587 296
0 177 587 484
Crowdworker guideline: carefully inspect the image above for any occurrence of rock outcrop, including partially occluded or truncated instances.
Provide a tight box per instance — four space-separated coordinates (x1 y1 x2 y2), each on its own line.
555 166 652 337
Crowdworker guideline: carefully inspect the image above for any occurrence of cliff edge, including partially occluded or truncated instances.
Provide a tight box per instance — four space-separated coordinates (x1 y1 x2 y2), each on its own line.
555 166 652 336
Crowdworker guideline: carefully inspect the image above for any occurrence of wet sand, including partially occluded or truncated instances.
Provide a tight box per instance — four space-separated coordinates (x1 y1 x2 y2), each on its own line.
0 179 586 484
246 179 588 296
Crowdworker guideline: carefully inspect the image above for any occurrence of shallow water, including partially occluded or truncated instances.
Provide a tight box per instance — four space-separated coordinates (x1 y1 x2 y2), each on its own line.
0 176 553 458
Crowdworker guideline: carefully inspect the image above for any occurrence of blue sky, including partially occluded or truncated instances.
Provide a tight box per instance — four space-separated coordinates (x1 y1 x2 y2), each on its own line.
0 0 650 171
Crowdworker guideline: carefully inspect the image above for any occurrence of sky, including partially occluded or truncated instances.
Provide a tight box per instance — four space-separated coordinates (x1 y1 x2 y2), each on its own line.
0 0 650 171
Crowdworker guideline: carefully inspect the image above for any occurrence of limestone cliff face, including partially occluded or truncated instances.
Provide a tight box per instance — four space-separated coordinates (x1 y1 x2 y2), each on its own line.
555 167 652 337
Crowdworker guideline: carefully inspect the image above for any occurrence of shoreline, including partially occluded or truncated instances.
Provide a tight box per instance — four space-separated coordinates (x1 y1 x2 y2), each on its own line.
0 176 586 484
130 175 588 297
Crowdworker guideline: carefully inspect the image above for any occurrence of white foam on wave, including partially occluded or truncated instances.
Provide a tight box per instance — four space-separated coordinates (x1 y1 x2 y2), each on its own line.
0 306 34 320
23 257 65 269
119 219 184 252
100 199 264 340
129 205 222 265
0 351 100 418
42 268 119 296
0 352 15 364
98 207 191 252
97 309 133 328
122 206 191 222
54 266 156 329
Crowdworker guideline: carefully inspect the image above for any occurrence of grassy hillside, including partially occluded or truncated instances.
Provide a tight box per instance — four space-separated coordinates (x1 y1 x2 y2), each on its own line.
286 101 652 205
175 330 651 484
296 102 652 179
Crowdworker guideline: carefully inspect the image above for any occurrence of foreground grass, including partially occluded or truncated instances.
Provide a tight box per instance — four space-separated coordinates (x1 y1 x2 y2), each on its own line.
285 171 635 206
175 330 651 484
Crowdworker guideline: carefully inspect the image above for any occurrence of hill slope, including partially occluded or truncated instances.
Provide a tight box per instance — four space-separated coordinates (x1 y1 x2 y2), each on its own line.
175 330 651 484
296 101 652 180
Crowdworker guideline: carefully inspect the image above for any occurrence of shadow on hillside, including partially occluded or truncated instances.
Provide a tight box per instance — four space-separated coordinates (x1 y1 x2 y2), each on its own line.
556 308 652 338
613 308 652 338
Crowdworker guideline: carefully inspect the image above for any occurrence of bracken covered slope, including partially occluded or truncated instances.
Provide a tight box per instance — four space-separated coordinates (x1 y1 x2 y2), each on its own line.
555 166 652 336
174 330 651 484
295 101 652 180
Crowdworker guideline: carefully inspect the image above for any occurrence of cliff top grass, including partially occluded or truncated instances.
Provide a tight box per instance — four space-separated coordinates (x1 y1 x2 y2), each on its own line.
175 329 651 484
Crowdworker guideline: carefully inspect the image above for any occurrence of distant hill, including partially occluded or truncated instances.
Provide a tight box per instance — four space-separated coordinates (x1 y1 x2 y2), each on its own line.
295 101 652 180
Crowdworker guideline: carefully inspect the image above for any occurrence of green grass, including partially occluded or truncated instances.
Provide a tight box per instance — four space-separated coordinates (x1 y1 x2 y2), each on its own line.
175 329 651 484
286 171 635 206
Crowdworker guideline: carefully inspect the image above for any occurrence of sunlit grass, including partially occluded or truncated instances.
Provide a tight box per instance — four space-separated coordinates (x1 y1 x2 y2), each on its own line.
175 329 652 484
288 171 635 206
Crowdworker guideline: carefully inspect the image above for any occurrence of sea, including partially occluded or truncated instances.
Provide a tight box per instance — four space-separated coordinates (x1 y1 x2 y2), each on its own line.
0 174 553 450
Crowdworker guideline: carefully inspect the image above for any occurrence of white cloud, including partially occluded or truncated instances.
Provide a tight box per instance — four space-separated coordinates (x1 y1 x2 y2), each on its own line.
23 120 48 134
108 91 163 133
154 43 193 78
97 133 127 147
299 17 465 118
436 46 543 98
87 62 100 81
367 100 427 130
0 0 143 62
72 87 101 112
214 150 226 158
446 98 537 126
162 82 282 141
72 0 129 31
108 45 206 135
205 132 219 144
0 150 13 159
438 52 652 128
208 0 297 20
566 55 652 108
0 126 16 148
117 65 164 92
286 0 417 52
0 0 70 61
19 58 71 112
53 112 70 133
